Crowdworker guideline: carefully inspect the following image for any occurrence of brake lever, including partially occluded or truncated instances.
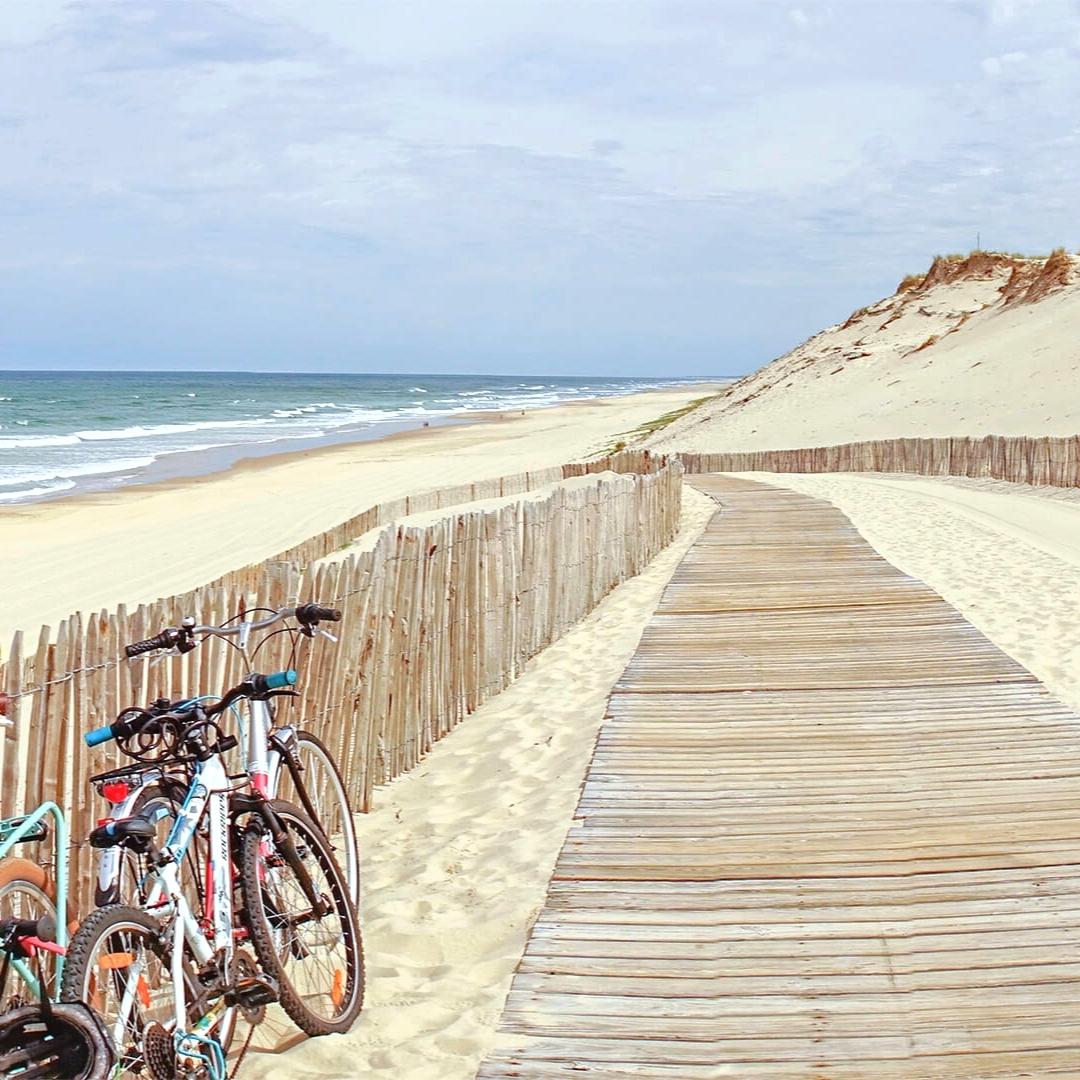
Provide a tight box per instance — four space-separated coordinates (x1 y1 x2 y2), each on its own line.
317 629 339 644
148 647 183 670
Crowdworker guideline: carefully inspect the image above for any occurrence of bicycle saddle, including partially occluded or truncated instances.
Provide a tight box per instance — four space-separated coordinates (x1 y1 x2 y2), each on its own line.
87 814 157 850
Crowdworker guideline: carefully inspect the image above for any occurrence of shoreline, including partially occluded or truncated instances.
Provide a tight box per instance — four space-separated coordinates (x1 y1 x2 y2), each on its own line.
0 383 722 643
2 378 725 508
0 383 724 517
28 411 470 505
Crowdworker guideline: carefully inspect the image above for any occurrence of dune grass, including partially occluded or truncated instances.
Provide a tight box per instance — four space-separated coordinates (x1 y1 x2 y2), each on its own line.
603 395 716 454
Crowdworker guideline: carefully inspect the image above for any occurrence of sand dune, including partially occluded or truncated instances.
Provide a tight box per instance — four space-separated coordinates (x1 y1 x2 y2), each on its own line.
650 251 1080 452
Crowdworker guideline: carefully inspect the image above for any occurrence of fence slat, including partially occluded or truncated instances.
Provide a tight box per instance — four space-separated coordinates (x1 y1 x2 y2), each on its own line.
4 454 684 913
677 434 1080 487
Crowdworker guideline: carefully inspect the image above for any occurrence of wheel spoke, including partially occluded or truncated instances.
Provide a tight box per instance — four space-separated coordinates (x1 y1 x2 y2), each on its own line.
240 800 363 1035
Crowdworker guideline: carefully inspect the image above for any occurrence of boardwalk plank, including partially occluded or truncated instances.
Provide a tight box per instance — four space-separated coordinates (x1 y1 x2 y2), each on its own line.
476 476 1080 1079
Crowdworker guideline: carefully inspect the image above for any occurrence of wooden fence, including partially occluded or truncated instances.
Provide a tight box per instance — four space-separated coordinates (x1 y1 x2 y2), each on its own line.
679 434 1080 488
0 452 680 913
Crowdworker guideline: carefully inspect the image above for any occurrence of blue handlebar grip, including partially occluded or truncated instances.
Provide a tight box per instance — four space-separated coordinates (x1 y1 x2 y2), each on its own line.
265 669 298 691
85 726 115 748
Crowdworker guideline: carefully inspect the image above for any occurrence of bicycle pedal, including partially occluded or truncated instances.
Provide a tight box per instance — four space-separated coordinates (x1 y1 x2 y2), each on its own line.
226 973 279 1011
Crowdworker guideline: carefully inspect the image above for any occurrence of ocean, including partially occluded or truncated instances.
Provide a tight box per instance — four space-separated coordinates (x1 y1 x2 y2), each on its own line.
0 370 706 503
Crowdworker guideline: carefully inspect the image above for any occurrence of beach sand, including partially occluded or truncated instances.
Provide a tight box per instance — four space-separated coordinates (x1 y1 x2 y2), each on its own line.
244 488 718 1080
748 472 1080 712
0 385 718 644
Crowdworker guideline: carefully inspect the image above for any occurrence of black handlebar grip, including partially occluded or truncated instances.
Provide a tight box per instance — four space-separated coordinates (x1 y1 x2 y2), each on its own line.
296 603 342 624
124 628 181 658
124 638 160 658
0 913 55 943
32 913 57 943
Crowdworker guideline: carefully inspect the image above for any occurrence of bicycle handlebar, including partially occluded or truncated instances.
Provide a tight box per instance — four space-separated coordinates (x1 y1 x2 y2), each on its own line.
123 603 340 658
263 669 299 690
124 627 190 658
85 669 298 747
202 669 297 718
295 603 342 625
84 705 171 749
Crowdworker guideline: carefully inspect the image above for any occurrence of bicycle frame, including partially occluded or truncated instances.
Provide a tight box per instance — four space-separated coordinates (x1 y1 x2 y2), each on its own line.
95 706 305 903
95 604 352 905
0 801 69 999
107 754 234 1073
210 614 302 800
247 697 274 798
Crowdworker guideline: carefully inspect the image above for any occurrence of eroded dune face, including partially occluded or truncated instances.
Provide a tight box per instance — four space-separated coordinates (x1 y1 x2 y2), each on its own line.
650 251 1080 453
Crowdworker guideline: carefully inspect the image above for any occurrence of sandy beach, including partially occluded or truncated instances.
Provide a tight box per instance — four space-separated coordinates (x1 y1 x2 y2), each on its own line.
245 487 718 1079
0 385 719 645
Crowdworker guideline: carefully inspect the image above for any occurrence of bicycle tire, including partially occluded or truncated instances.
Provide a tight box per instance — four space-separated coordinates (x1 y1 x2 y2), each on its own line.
276 730 360 905
0 860 59 1006
61 905 233 1078
0 1001 113 1079
238 799 363 1036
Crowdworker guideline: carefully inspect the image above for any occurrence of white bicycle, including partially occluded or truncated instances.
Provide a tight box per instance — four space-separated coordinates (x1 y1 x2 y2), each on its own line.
91 604 359 912
67 681 364 1078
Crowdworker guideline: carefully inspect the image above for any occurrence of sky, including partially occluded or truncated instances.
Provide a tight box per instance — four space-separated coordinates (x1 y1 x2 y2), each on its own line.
1 0 1079 376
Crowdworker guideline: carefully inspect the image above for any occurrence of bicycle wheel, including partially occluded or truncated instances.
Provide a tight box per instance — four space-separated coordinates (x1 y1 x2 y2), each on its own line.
100 778 208 919
275 730 360 905
238 799 363 1036
61 905 232 1079
0 860 59 1005
0 1001 113 1080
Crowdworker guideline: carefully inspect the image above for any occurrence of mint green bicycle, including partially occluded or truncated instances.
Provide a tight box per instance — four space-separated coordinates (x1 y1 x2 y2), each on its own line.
0 692 114 1079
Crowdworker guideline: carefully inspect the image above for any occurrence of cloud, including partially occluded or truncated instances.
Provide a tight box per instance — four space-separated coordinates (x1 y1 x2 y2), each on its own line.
1 0 1079 374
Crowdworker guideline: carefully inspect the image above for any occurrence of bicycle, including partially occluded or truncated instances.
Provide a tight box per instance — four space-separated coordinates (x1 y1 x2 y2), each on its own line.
93 603 359 909
0 696 115 1079
66 672 363 1078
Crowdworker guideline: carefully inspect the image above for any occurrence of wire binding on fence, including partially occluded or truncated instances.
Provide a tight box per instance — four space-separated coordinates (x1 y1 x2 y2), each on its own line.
0 452 683 914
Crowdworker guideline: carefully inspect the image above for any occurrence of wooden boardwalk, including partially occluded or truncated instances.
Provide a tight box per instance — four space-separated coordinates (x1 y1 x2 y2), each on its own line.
477 476 1080 1079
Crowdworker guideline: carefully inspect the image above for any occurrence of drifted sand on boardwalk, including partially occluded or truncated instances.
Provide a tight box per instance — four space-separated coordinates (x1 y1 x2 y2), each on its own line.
749 472 1080 712
244 488 717 1080
0 385 719 644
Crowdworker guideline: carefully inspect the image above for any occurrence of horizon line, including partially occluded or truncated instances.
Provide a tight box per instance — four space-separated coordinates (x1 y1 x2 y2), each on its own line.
0 368 735 380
